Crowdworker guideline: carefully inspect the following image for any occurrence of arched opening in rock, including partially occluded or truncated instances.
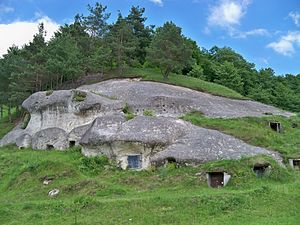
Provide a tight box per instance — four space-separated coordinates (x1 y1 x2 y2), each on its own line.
46 144 54 150
69 141 76 148
253 164 269 177
269 121 281 132
166 157 176 164
127 155 141 169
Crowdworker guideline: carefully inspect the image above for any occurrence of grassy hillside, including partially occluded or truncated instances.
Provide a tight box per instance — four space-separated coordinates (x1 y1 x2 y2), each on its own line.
0 70 299 224
182 112 300 159
0 146 299 225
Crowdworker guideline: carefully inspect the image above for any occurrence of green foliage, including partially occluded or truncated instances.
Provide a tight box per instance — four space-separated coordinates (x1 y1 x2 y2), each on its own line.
45 90 53 96
187 64 205 79
72 90 87 102
107 13 138 76
123 103 135 120
143 109 155 116
79 155 110 174
214 61 244 93
147 22 193 79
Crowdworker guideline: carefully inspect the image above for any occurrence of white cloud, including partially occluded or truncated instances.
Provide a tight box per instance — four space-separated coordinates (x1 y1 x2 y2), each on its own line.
233 28 270 38
208 0 251 28
0 16 60 56
289 11 300 27
267 31 300 56
0 5 14 14
150 0 163 6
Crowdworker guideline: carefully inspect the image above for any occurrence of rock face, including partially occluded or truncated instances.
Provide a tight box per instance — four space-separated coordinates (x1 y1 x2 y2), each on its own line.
79 79 293 118
22 89 124 134
0 79 292 169
80 116 282 169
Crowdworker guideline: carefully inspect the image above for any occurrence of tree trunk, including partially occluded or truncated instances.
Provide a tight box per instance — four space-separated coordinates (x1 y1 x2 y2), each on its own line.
8 103 12 123
0 105 3 119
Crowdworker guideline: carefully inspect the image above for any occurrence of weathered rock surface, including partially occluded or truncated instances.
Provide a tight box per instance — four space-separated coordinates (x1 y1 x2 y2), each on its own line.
151 127 282 166
0 78 292 169
22 89 124 134
32 128 68 150
80 116 282 169
16 134 32 149
0 124 25 147
79 79 293 118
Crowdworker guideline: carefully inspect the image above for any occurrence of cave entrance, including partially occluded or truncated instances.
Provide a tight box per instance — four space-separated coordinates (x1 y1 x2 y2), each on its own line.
253 164 269 178
289 159 300 170
207 172 231 188
207 172 224 188
269 121 281 132
166 157 176 164
46 144 54 150
69 141 76 148
127 155 141 169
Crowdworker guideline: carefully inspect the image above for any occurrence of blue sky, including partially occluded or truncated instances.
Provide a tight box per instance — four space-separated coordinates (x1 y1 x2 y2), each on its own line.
0 0 299 75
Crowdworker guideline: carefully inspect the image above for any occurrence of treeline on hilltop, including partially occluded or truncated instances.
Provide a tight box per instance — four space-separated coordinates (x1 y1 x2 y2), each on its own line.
0 2 300 120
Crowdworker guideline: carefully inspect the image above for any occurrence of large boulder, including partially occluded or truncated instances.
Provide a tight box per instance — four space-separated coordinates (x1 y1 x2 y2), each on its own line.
80 116 283 169
22 89 125 134
79 79 294 118
1 79 290 170
0 125 25 147
151 127 283 166
16 134 32 149
32 128 68 150
68 123 92 146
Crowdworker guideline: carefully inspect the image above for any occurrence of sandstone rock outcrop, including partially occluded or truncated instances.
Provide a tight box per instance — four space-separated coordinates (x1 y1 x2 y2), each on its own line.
0 79 293 169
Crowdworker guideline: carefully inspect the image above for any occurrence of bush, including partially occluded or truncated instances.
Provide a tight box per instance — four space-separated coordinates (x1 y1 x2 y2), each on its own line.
187 64 205 79
46 90 53 96
123 103 135 120
73 90 87 102
79 155 110 174
143 109 155 116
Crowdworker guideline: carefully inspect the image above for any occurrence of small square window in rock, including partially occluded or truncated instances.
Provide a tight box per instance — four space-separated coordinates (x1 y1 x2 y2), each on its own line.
127 155 141 169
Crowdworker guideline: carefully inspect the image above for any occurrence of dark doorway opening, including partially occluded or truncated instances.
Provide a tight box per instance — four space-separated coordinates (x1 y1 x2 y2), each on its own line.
293 160 300 170
166 157 176 163
208 172 224 188
253 164 269 178
69 141 76 148
127 155 141 169
46 144 54 150
269 122 281 132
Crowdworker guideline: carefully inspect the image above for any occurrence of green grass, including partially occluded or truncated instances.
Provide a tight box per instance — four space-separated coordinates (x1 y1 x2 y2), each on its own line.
103 68 247 100
0 146 299 225
182 111 300 159
0 106 18 139
72 90 87 102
